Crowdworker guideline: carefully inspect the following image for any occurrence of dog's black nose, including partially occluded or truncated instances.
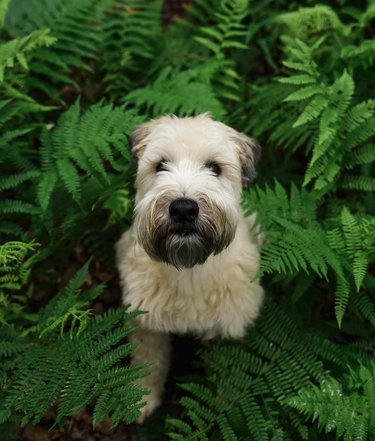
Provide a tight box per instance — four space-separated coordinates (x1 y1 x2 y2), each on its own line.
169 198 199 223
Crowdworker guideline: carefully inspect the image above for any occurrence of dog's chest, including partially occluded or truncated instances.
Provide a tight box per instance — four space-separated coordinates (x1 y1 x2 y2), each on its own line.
117 220 263 340
124 253 255 339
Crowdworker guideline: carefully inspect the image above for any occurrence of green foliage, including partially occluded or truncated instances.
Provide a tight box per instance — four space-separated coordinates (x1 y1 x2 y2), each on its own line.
287 361 375 441
99 0 163 98
279 39 375 192
126 65 227 118
0 28 56 83
0 262 147 428
4 0 112 101
36 101 137 211
0 0 374 438
167 301 358 440
0 241 36 324
244 182 341 280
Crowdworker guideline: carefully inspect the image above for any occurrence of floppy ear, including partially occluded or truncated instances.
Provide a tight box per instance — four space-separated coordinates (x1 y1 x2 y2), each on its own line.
128 120 157 169
230 130 261 188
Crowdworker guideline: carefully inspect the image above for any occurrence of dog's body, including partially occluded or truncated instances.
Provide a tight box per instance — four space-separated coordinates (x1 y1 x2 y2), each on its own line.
116 114 264 420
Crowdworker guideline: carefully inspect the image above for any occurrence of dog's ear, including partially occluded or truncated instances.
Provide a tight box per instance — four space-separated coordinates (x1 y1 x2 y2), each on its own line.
129 120 157 169
230 130 261 188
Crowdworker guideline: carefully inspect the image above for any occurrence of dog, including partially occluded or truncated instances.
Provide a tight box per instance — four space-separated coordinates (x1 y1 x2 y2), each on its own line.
116 114 264 422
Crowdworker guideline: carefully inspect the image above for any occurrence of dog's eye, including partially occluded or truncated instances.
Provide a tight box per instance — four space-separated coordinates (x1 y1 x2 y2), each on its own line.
156 160 167 173
206 161 221 176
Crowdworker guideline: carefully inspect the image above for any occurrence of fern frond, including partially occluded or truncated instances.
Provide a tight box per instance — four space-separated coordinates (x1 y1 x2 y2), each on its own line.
125 66 226 119
341 39 375 69
276 5 348 39
194 0 249 55
168 300 351 440
0 0 11 28
5 0 110 100
341 176 375 192
0 241 35 324
344 144 375 169
0 263 148 426
0 28 56 83
286 361 375 441
100 0 163 97
37 101 138 211
0 200 39 215
191 0 249 102
326 209 374 324
243 182 345 281
334 278 351 328
279 36 375 191
351 290 375 328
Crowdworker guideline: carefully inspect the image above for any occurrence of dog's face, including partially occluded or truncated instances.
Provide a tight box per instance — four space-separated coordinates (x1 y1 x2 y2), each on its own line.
130 114 260 269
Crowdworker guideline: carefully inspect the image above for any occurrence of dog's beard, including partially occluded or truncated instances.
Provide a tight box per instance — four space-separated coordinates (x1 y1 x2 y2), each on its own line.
136 199 236 269
159 230 214 269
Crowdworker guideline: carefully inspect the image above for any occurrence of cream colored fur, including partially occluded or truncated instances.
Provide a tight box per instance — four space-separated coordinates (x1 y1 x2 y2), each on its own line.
116 114 264 421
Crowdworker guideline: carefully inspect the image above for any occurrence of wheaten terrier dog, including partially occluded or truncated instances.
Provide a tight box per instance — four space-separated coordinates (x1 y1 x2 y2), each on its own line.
116 114 264 421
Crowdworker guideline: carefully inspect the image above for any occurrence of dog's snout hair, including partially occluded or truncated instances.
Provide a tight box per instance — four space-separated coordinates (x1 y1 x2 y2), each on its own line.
135 192 235 269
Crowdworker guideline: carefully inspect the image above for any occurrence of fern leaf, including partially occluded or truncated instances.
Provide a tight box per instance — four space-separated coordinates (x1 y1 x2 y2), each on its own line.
0 0 11 28
335 277 351 328
292 95 328 127
37 169 58 212
0 29 56 83
341 176 375 192
0 200 39 215
287 362 375 441
0 264 148 426
125 67 226 118
169 301 350 440
276 5 348 38
284 84 323 102
0 171 39 191
279 74 317 86
56 158 81 201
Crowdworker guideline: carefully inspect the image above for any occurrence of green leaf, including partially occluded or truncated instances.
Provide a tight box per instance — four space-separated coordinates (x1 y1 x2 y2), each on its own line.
37 170 58 212
56 158 81 201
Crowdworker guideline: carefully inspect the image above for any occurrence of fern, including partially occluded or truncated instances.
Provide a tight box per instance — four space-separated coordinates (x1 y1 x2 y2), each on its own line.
276 5 349 39
0 241 36 324
192 0 249 102
0 28 56 83
36 101 138 212
0 0 374 438
278 36 375 192
0 262 148 427
4 0 111 101
0 241 35 290
125 66 226 118
287 361 375 441
341 39 375 69
243 182 345 281
243 182 375 326
326 209 375 325
100 0 163 98
0 0 56 84
168 300 355 440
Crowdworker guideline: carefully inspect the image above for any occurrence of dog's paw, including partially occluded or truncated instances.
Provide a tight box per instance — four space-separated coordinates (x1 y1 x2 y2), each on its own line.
137 394 161 424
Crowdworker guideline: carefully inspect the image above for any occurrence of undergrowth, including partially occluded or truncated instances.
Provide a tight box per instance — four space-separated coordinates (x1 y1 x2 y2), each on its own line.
0 0 374 439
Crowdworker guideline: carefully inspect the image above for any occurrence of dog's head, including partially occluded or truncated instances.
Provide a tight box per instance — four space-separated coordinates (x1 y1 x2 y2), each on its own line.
130 114 260 269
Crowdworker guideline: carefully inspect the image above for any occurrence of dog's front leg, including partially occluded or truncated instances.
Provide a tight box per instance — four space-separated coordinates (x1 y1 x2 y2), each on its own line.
129 327 171 422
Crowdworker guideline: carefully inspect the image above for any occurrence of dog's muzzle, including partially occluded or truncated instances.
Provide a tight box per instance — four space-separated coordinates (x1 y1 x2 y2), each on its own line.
140 196 235 269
